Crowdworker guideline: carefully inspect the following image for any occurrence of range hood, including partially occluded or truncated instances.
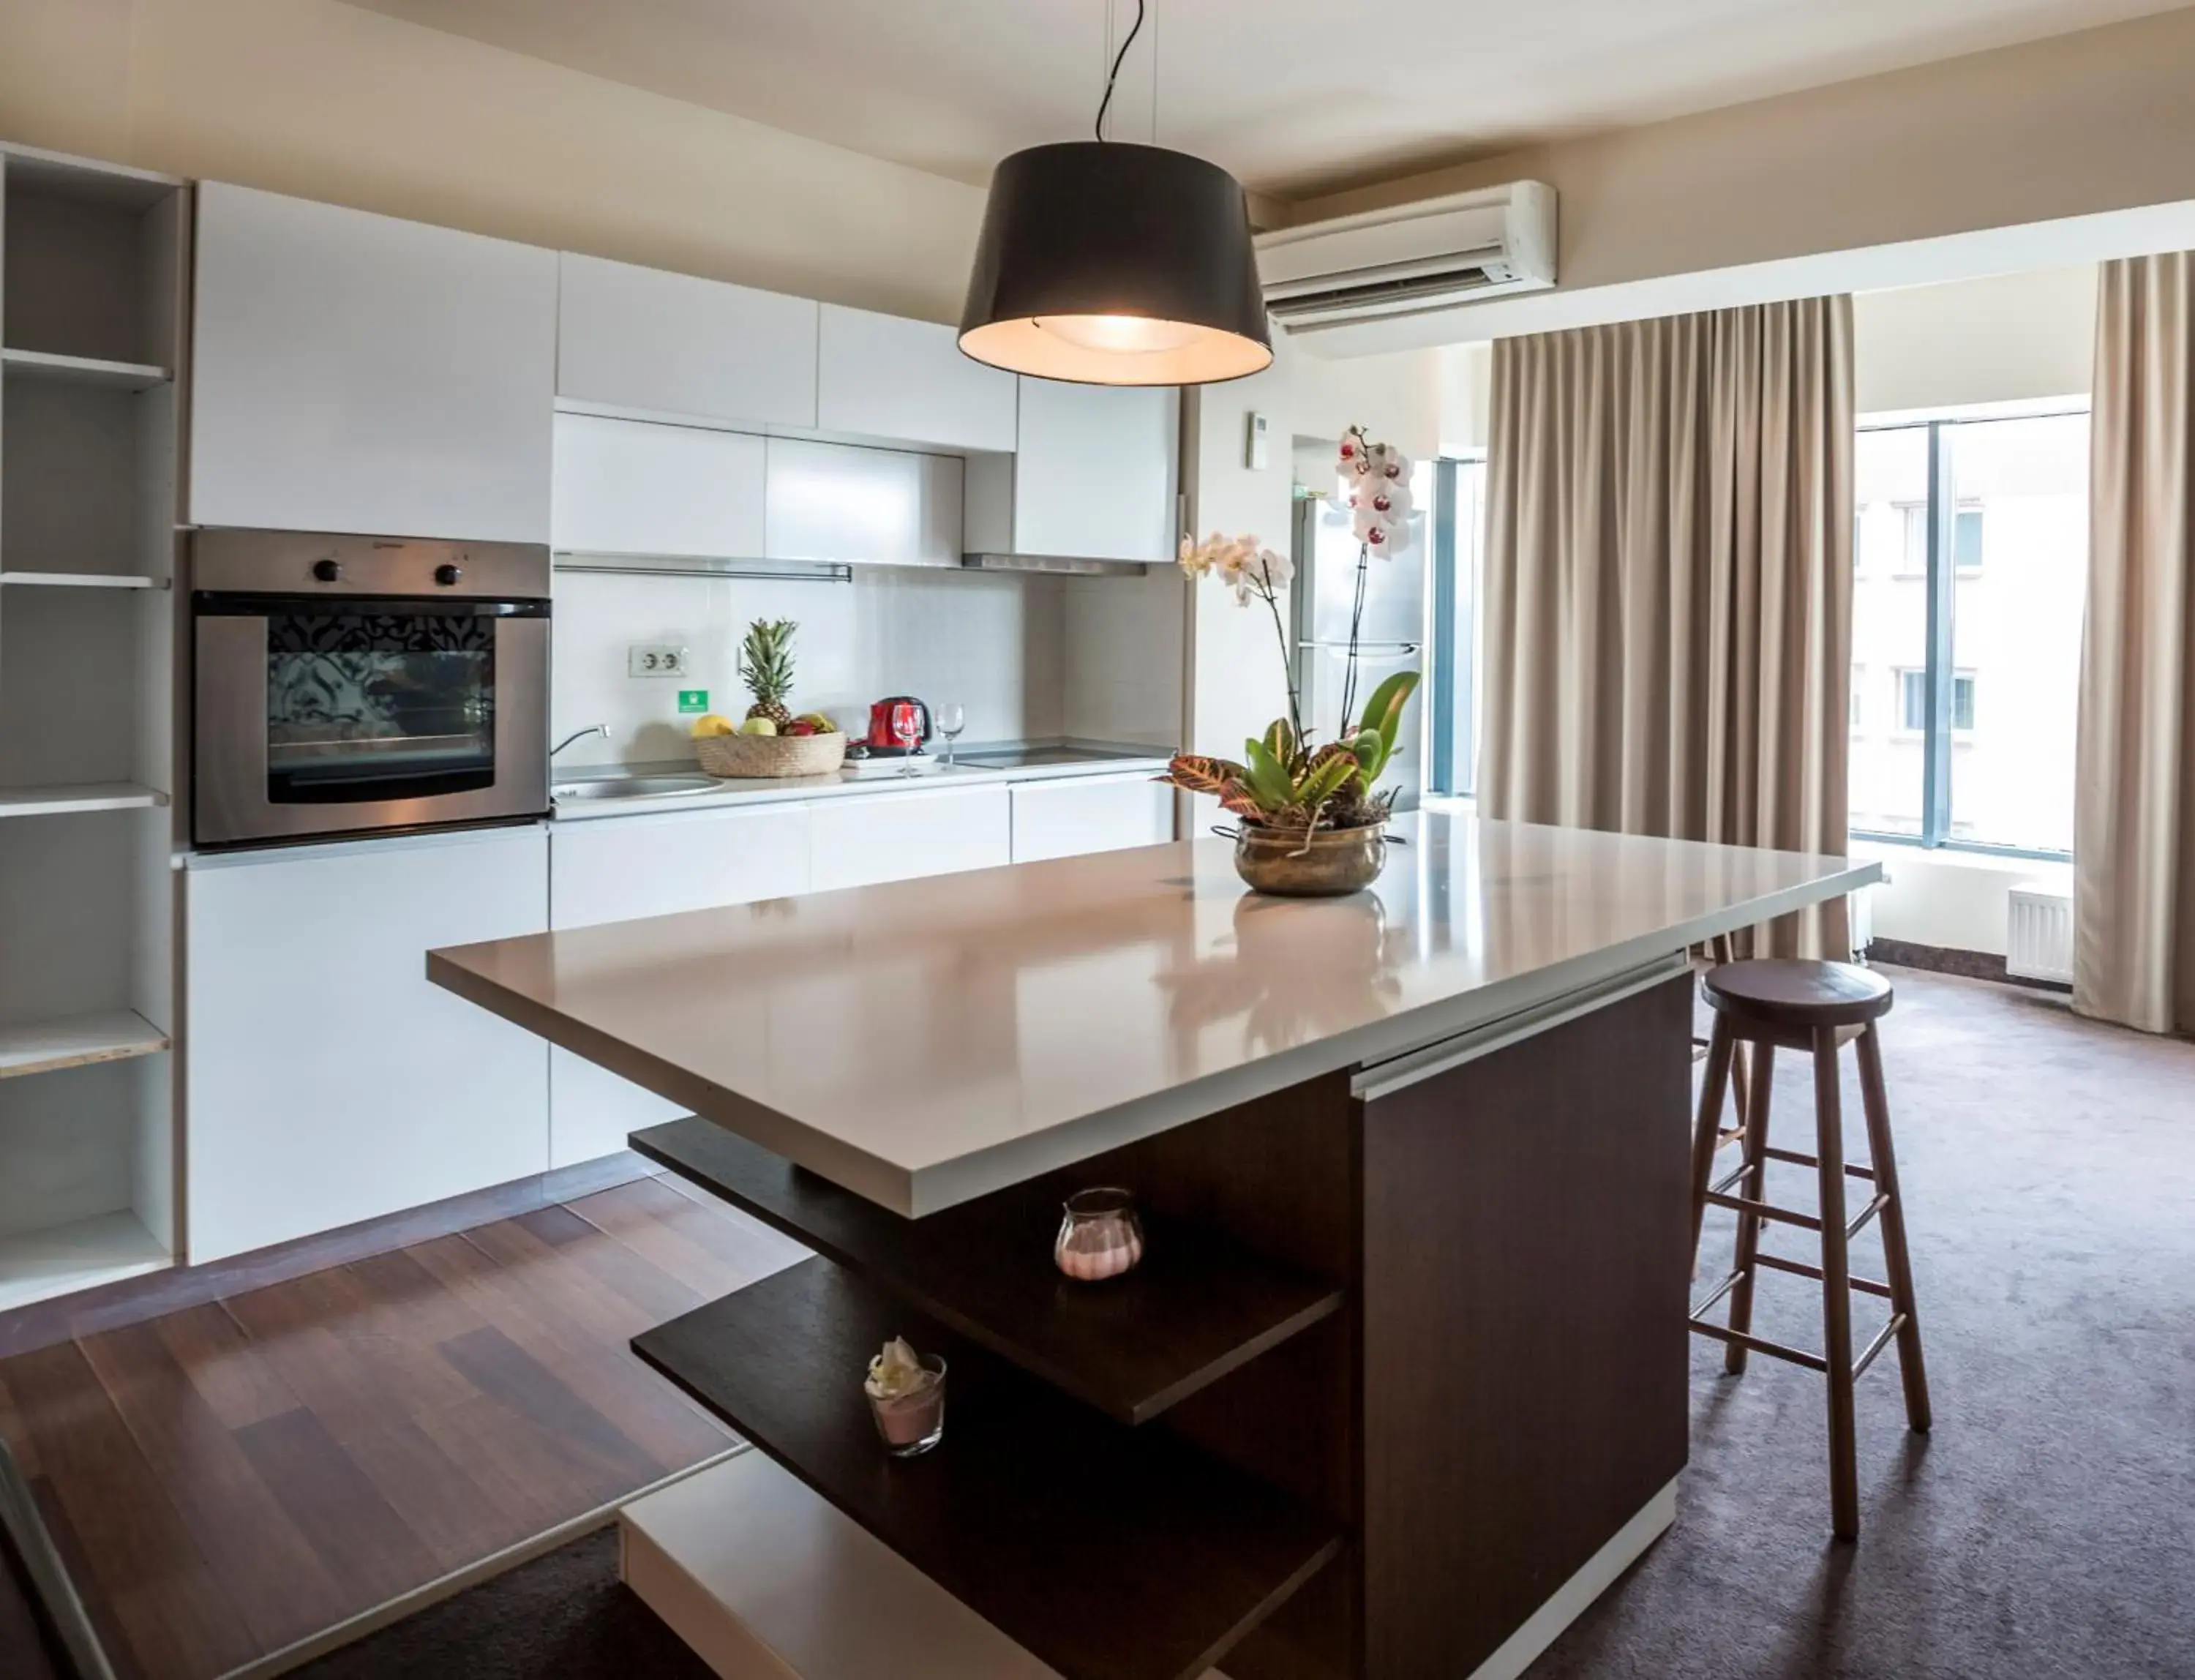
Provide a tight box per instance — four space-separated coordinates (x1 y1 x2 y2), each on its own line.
960 552 1150 577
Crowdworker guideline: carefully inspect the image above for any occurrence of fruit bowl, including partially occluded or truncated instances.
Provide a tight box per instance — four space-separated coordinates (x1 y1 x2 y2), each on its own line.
695 730 847 779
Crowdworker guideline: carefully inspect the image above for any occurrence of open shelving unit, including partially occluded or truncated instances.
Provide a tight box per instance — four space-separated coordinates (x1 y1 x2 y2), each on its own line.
0 142 190 1313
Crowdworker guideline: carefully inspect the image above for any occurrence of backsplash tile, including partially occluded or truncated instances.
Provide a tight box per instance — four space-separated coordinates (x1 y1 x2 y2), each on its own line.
550 568 1067 768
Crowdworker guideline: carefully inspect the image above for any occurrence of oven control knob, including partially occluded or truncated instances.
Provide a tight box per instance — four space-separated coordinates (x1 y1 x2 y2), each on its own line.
435 563 463 587
312 558 342 582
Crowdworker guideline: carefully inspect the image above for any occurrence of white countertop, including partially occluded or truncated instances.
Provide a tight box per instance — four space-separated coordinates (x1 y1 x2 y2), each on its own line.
429 811 1877 1217
549 746 1173 821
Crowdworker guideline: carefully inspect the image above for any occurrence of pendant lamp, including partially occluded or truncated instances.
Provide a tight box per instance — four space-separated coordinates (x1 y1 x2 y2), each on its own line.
958 1 1271 387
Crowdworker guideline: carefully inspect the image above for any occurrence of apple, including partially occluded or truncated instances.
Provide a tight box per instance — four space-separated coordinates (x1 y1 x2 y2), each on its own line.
738 716 778 736
784 719 817 736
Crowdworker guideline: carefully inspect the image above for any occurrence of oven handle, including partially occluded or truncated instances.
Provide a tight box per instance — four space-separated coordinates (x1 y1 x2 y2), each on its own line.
191 593 550 618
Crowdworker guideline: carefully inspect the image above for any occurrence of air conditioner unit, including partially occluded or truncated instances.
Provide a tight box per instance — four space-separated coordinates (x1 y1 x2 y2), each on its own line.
1255 181 1556 334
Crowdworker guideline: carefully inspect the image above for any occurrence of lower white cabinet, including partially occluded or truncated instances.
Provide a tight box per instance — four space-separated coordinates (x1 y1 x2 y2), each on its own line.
183 827 550 1264
809 785 1011 893
547 803 811 1168
1009 774 1175 863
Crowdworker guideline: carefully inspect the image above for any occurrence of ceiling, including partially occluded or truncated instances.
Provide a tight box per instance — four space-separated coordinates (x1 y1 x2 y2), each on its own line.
348 0 2191 200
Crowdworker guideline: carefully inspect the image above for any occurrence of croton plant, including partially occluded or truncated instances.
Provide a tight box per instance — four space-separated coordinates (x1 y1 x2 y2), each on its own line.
1161 427 1421 836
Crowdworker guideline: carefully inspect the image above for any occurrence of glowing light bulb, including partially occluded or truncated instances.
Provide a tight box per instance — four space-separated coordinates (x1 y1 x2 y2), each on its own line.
1034 314 1204 355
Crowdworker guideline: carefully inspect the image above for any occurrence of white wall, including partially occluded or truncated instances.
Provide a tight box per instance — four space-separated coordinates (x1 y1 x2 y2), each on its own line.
1855 843 2071 958
0 0 984 321
551 569 1066 770
1856 266 2096 414
1182 352 1297 760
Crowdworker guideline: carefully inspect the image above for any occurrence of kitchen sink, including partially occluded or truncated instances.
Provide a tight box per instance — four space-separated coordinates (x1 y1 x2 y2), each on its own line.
553 775 718 802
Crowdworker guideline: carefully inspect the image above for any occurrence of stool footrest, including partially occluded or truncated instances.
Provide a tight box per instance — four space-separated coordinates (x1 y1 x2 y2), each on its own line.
1851 1313 1910 1381
1845 1191 1891 1242
1701 1190 1821 1232
1753 1250 1894 1300
1687 1316 1831 1374
1763 1145 1875 1182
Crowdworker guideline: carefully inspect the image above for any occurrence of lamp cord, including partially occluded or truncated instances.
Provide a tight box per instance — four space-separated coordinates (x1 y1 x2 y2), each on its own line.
1094 0 1147 142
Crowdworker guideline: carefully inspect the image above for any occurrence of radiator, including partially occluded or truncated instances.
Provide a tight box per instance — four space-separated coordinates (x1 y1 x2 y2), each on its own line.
2007 885 2075 983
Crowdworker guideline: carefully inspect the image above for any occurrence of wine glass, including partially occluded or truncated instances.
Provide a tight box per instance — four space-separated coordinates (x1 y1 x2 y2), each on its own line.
937 702 966 769
896 705 923 776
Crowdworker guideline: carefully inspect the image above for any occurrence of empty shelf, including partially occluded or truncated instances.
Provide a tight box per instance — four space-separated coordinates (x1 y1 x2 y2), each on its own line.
0 572 165 589
0 348 171 391
0 784 167 818
0 1211 170 1316
0 1010 169 1081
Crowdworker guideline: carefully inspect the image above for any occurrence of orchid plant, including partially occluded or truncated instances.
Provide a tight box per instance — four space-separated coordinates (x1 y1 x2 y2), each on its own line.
1161 427 1422 836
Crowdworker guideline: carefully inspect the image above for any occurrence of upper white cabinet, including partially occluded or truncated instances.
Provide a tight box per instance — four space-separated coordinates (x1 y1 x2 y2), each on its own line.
765 438 963 568
190 182 557 542
558 252 817 430
1015 380 1177 561
967 379 1179 563
552 411 766 560
183 828 551 1264
817 305 1017 454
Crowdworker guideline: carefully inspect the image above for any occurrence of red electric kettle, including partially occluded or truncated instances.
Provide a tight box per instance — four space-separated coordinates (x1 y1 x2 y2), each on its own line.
863 696 932 756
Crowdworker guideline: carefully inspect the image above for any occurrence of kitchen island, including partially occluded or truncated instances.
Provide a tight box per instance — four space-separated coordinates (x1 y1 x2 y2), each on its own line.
429 812 1875 1680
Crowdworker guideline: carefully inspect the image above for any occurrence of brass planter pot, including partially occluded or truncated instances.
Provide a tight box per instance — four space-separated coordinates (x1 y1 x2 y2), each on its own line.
1231 820 1388 897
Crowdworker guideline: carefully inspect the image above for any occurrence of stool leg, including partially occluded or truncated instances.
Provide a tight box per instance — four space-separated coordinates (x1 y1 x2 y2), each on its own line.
1813 1026 1860 1542
1689 1015 1736 1268
1856 1023 1932 1433
1720 1041 1776 1375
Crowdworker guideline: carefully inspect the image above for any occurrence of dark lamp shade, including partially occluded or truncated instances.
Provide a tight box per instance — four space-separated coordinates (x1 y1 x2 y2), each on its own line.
959 141 1272 386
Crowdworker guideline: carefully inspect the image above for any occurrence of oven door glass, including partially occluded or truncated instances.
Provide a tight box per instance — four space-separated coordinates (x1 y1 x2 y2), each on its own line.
263 599 500 804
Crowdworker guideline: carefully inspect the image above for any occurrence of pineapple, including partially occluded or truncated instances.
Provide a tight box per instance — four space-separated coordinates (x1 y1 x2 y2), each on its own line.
738 618 798 728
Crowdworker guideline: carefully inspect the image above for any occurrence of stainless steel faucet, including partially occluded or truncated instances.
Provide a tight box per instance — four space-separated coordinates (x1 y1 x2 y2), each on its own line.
550 724 609 758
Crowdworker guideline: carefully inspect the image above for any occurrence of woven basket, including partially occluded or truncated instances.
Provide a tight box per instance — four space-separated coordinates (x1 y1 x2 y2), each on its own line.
696 730 847 780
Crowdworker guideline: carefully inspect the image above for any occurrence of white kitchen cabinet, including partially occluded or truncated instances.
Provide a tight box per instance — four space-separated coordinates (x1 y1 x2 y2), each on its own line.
190 182 557 542
547 803 811 1167
765 438 963 568
183 828 550 1264
817 304 1018 453
1004 379 1177 563
551 412 767 560
558 251 817 430
1010 774 1174 863
809 785 1011 893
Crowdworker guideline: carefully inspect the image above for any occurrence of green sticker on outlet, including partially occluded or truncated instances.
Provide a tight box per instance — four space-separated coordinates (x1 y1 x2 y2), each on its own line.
677 689 709 714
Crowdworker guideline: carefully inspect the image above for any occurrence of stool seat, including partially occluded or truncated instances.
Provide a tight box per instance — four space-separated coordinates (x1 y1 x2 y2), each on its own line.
1706 959 1893 1029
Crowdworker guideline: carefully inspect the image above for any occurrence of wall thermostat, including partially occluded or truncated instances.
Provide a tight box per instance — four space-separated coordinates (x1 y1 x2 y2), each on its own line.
1245 410 1270 471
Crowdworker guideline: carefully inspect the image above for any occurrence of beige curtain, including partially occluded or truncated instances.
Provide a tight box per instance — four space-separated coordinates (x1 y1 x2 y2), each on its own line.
2076 253 2195 1035
1480 297 1856 955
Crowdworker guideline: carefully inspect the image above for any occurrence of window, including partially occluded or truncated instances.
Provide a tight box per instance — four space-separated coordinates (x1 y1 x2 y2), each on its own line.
1897 670 1976 733
1851 409 2087 856
1428 457 1485 796
1954 506 1985 571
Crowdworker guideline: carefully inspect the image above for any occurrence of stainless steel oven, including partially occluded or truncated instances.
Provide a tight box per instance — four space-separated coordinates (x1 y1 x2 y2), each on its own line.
192 529 551 847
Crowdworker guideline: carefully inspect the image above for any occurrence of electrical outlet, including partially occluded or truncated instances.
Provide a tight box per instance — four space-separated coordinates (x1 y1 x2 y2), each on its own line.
628 643 689 678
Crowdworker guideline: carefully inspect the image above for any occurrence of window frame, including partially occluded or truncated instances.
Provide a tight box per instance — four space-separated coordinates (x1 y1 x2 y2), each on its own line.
1850 410 2079 864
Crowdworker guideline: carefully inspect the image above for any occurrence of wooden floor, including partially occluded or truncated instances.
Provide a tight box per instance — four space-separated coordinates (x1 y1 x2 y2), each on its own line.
0 1171 806 1680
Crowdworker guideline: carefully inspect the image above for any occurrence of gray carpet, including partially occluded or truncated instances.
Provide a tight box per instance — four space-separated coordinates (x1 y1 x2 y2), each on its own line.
303 968 2195 1679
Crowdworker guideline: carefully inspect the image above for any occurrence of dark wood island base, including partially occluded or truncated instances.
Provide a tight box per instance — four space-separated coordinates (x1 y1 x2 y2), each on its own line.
626 967 1693 1680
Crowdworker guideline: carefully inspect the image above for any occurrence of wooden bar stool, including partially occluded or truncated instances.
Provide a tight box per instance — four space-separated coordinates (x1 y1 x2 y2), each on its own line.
1687 959 1931 1541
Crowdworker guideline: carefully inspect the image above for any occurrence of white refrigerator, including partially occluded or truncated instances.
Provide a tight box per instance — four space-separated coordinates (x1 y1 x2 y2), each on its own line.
1292 463 1433 809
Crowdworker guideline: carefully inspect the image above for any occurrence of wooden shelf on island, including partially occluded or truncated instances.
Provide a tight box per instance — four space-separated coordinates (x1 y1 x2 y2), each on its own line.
633 1117 1343 1425
0 347 172 391
634 1257 1342 1680
0 1210 170 1316
0 1010 168 1081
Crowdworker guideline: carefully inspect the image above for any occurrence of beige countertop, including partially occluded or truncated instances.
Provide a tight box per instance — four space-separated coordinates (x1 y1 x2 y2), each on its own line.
429 811 1877 1217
